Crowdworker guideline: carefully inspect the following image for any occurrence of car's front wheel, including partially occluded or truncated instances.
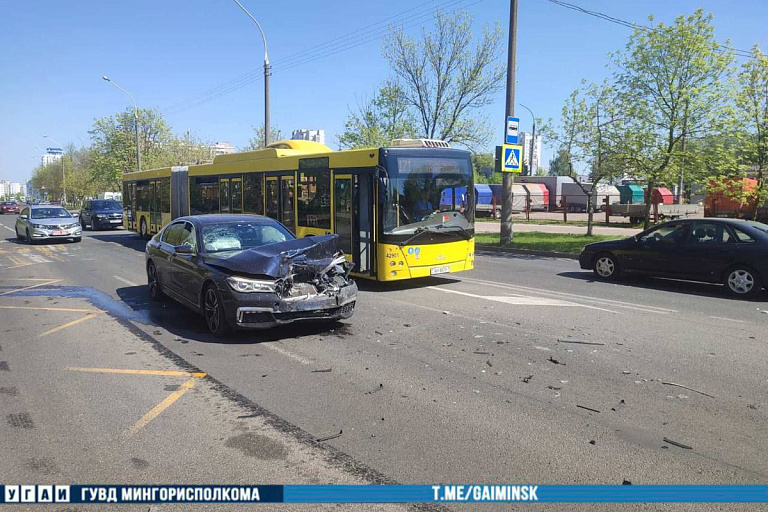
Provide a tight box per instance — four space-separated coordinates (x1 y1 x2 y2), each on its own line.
26 229 35 245
203 284 230 337
593 253 619 279
724 266 762 298
147 262 163 301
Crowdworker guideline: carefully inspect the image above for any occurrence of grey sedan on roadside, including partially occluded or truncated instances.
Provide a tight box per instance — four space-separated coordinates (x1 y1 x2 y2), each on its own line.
15 205 82 244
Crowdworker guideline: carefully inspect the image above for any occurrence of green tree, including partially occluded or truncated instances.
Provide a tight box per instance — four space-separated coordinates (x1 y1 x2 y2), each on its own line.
612 10 734 228
471 152 501 184
338 81 416 149
549 149 572 177
383 10 505 149
246 124 284 150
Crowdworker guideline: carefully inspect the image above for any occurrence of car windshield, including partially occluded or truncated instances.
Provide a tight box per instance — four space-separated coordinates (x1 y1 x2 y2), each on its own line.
202 221 295 253
382 153 474 235
92 200 121 210
31 208 71 219
746 221 768 234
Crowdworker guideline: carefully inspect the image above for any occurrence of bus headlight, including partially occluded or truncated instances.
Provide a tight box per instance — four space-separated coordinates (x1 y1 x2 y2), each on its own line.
226 276 276 293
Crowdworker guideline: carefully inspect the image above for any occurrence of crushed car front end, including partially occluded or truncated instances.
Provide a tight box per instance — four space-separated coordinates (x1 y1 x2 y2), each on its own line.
205 235 358 330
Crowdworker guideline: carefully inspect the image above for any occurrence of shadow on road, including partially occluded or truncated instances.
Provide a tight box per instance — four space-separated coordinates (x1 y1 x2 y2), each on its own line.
89 232 147 253
3 236 81 246
558 270 768 302
115 285 348 345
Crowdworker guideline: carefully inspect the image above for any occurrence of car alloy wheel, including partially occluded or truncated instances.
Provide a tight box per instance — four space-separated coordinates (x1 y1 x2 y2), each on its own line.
594 254 617 278
147 262 162 301
204 285 229 336
726 268 758 296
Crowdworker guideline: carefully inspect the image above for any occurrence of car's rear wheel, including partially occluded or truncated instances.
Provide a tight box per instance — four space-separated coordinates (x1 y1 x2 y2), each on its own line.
724 266 762 298
147 262 163 301
593 253 619 279
203 284 230 337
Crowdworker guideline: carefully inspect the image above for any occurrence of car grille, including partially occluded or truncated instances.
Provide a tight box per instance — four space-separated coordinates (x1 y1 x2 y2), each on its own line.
48 224 76 230
108 213 122 219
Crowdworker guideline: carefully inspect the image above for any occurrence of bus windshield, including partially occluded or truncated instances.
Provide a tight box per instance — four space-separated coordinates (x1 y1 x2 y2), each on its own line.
382 152 474 236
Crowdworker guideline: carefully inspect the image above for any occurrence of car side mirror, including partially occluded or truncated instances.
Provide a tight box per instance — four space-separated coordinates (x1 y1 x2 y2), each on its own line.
174 243 195 254
72 212 78 217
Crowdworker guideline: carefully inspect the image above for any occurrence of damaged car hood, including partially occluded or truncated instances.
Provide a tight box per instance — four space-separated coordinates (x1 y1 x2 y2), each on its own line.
202 234 343 279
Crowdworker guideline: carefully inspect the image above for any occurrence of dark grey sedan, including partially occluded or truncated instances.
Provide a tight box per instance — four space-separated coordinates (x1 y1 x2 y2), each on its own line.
144 215 357 336
579 219 768 297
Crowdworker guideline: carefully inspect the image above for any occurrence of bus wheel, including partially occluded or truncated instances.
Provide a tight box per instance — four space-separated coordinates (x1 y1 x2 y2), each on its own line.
140 219 149 240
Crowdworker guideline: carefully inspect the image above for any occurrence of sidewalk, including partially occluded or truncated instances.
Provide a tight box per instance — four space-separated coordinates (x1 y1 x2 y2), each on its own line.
475 221 642 236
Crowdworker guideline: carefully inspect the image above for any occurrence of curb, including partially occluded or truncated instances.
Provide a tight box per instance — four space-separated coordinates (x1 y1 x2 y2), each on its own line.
475 244 579 260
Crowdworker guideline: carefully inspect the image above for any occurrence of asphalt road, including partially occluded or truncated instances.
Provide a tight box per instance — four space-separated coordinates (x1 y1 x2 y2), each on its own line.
0 214 766 511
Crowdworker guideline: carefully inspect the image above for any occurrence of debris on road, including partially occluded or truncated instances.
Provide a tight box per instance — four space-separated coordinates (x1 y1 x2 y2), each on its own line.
663 437 692 450
748 404 758 410
473 351 490 355
611 400 626 411
622 480 632 485
546 385 562 391
589 440 596 445
374 330 383 335
576 405 601 413
558 339 605 346
622 371 632 375
485 360 493 367
153 330 162 335
661 381 714 398
442 311 449 315
311 368 332 373
316 430 343 443
548 356 566 365
522 375 533 383
365 383 383 395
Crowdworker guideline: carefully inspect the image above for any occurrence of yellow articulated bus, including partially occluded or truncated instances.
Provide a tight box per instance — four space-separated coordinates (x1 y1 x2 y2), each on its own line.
121 138 475 281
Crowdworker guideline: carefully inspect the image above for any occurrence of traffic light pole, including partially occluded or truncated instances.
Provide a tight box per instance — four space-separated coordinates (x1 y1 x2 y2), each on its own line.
500 0 518 245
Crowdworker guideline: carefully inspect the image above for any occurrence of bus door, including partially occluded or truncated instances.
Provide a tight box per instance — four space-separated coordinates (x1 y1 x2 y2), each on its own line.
333 172 373 275
265 174 296 233
220 177 231 213
150 180 162 233
125 182 137 230
297 167 331 238
231 176 243 213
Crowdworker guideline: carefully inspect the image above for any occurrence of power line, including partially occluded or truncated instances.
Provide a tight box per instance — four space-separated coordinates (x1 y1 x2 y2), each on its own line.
542 0 755 59
164 0 483 115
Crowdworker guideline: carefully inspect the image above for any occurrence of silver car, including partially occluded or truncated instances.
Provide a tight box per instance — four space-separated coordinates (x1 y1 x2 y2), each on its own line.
16 205 82 244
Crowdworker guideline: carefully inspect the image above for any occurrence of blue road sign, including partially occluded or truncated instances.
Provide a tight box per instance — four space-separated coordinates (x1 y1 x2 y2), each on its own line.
506 117 519 144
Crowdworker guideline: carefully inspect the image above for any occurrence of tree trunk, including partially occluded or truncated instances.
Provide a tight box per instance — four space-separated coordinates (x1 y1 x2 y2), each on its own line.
643 179 654 230
586 192 594 236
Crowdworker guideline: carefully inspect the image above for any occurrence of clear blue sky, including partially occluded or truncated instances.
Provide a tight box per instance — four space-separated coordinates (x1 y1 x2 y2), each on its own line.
1 0 766 184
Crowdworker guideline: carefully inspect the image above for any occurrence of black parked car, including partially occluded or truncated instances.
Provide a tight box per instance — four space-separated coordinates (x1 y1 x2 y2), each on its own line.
79 199 123 230
145 215 358 335
579 219 768 297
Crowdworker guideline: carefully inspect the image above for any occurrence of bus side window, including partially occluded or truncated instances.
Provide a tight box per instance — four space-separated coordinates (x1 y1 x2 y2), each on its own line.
243 174 263 215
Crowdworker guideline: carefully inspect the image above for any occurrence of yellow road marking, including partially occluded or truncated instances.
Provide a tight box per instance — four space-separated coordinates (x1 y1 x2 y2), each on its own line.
0 305 102 313
38 314 98 337
67 367 207 378
8 256 24 265
0 262 37 271
123 379 198 437
0 279 61 296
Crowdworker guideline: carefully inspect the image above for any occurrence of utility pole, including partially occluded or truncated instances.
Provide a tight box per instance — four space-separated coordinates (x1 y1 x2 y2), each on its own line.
500 0 518 245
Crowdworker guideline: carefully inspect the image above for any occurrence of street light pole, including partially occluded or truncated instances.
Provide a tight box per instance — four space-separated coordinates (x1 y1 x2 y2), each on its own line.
232 0 270 147
102 76 141 174
500 0 518 245
43 136 66 205
519 103 536 176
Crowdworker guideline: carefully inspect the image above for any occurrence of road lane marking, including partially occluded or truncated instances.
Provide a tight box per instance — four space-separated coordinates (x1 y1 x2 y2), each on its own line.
38 313 99 337
67 367 207 378
459 277 675 314
123 379 198 437
263 343 314 365
0 305 102 313
0 279 61 296
113 275 139 287
429 286 619 314
709 316 749 324
1 225 15 233
0 262 38 271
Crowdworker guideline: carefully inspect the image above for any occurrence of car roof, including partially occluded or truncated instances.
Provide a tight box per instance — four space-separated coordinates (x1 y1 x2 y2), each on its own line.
29 204 67 209
174 214 275 226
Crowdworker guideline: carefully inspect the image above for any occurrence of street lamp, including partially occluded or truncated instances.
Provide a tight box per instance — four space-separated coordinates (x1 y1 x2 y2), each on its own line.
43 135 66 205
518 103 536 176
232 0 271 147
102 76 141 173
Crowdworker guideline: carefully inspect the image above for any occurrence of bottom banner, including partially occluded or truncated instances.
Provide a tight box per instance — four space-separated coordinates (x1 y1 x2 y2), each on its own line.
2 485 768 504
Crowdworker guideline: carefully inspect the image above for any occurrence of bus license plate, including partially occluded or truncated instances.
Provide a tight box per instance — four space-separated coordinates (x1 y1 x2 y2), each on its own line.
430 266 450 275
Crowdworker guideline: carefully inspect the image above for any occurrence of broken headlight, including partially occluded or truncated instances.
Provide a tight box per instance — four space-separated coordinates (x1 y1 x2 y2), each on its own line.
226 276 277 293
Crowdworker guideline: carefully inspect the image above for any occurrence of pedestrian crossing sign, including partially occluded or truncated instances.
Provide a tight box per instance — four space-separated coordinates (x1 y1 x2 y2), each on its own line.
502 144 523 173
